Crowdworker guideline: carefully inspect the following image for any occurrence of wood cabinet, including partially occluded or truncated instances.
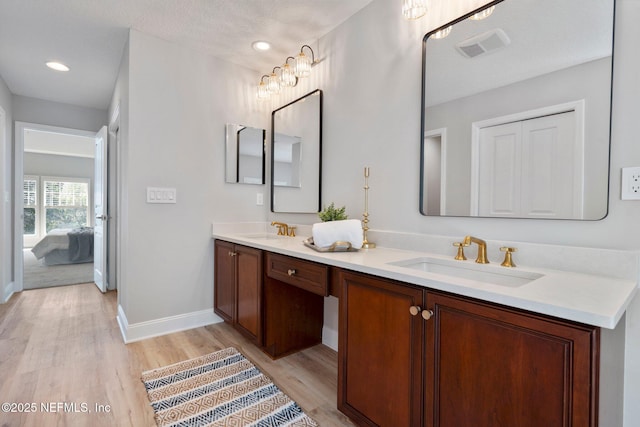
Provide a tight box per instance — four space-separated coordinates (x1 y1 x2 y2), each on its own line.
338 270 424 426
338 269 600 427
214 240 263 345
213 241 325 359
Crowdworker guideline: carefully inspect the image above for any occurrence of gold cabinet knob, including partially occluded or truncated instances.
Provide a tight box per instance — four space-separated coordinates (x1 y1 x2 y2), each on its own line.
228 251 237 257
453 242 468 260
421 309 434 321
287 269 296 276
409 305 422 316
500 247 517 267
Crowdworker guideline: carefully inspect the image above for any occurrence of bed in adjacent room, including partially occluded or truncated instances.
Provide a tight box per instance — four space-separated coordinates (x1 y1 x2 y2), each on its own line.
31 227 94 266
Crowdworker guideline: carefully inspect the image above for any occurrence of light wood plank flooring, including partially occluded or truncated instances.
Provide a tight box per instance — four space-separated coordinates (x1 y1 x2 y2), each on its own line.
0 283 355 426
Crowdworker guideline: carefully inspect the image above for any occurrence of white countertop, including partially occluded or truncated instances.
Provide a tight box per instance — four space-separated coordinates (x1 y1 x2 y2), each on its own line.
212 230 638 330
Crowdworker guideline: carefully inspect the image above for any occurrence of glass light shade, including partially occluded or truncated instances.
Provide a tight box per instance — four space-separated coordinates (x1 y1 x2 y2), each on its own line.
294 52 312 78
402 0 427 20
431 26 452 39
470 6 495 21
281 63 297 87
268 72 281 93
257 81 270 99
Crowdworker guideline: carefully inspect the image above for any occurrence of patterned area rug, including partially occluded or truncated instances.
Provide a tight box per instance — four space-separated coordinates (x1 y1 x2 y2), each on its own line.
141 347 318 427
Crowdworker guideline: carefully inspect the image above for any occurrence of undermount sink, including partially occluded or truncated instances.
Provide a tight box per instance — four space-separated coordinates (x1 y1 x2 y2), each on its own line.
240 233 285 240
388 257 543 287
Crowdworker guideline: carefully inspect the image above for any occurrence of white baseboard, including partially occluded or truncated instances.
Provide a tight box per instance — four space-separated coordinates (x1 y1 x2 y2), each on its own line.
117 304 223 343
322 326 338 352
2 281 15 303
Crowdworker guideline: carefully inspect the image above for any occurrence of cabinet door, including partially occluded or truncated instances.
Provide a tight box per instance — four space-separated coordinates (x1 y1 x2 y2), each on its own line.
425 292 599 427
338 270 424 426
213 240 235 322
235 245 263 345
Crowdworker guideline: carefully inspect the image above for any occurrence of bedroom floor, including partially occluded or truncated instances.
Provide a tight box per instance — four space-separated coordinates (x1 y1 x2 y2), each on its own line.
23 249 94 290
0 284 354 426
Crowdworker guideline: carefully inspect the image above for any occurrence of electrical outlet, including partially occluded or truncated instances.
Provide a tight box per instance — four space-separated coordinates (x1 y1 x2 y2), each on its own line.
621 167 640 200
256 193 264 206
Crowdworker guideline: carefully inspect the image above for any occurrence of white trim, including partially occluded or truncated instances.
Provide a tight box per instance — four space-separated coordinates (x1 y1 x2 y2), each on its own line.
3 281 14 304
470 100 585 216
109 106 120 293
116 304 223 343
322 326 338 351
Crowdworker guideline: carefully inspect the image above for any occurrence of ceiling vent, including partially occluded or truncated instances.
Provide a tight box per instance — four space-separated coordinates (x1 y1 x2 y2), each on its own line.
456 28 511 59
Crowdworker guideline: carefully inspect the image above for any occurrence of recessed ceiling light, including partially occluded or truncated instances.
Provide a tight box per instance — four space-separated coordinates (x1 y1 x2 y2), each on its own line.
46 61 70 72
252 41 271 52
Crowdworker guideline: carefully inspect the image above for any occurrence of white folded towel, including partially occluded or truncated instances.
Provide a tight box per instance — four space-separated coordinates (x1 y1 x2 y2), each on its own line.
312 219 363 250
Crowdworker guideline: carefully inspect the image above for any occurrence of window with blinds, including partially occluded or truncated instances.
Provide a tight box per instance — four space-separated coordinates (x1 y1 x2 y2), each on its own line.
43 178 90 232
23 176 38 235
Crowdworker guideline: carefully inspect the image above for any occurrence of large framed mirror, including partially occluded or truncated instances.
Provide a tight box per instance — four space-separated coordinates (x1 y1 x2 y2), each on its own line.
271 89 322 213
420 0 614 219
225 124 265 185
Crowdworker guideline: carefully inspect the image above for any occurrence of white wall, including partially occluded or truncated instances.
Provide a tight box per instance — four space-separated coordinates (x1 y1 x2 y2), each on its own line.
12 96 106 133
115 29 272 332
0 74 12 303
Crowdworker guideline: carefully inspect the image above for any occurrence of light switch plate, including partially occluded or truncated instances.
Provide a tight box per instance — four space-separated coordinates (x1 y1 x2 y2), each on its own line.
147 187 177 204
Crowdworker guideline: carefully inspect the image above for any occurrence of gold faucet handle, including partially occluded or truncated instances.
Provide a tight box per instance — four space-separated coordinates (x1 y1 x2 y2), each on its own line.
500 246 517 267
288 226 296 237
453 242 469 261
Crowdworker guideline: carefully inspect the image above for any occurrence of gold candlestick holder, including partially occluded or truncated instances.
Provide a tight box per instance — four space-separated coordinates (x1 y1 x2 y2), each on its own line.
362 166 376 249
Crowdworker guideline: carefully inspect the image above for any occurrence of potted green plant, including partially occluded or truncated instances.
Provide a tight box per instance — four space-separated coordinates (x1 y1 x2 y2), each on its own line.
318 202 348 222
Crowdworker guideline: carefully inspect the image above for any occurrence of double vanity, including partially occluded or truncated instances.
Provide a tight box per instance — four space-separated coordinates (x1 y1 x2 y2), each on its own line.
212 223 637 427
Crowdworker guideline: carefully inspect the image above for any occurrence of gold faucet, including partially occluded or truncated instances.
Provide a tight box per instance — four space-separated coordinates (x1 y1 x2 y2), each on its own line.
271 221 289 236
463 235 489 264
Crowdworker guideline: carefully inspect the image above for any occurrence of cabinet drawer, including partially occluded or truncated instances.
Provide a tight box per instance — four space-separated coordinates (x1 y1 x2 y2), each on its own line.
266 252 329 296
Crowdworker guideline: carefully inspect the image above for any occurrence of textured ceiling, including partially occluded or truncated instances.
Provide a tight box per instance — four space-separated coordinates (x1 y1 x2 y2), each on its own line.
0 0 373 110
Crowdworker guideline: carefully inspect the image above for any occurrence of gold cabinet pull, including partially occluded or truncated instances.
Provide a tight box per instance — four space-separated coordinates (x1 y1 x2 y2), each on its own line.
409 305 422 316
228 251 237 257
287 269 296 276
421 309 434 321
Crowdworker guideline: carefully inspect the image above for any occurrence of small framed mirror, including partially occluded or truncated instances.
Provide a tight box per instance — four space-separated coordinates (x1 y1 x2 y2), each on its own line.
225 124 265 185
271 89 323 213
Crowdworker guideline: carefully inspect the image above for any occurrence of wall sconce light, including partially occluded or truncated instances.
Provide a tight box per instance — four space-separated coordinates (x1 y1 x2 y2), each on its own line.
469 6 495 21
294 45 315 78
256 45 317 100
281 57 298 87
402 0 427 20
268 67 281 94
257 75 270 99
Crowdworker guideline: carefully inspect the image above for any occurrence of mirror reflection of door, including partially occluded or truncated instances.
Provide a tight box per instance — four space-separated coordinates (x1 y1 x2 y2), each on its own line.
423 128 446 215
237 126 265 184
273 134 302 187
474 111 581 218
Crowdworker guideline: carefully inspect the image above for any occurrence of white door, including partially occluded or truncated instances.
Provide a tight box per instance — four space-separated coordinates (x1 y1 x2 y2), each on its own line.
477 111 580 218
94 126 108 292
477 122 522 217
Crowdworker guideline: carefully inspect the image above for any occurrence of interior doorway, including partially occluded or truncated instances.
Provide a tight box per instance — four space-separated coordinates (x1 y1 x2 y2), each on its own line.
14 122 113 292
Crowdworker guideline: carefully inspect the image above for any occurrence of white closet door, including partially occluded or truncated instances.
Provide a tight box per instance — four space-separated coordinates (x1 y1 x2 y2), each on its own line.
477 122 522 217
477 111 579 218
521 111 578 218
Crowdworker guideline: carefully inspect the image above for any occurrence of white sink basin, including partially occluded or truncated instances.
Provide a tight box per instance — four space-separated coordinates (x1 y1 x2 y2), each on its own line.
240 233 285 240
388 257 543 287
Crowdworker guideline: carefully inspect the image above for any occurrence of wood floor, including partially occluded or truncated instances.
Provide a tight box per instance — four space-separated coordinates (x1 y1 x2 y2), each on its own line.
0 283 355 426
